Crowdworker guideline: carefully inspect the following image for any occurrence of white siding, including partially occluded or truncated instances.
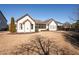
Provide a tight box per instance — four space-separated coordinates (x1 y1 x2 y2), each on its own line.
38 29 47 32
46 24 48 29
48 21 57 31
16 16 35 33
58 23 63 26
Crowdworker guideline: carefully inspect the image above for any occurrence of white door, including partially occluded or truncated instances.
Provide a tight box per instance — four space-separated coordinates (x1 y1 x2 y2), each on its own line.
24 21 31 32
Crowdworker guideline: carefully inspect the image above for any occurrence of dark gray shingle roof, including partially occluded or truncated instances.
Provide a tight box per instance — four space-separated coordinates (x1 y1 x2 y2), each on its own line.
16 14 62 25
0 10 7 22
16 13 35 22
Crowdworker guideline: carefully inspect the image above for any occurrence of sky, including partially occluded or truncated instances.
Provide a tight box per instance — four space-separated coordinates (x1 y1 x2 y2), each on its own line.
0 4 79 24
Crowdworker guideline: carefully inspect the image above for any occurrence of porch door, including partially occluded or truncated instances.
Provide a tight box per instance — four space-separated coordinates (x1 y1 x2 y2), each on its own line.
24 21 31 32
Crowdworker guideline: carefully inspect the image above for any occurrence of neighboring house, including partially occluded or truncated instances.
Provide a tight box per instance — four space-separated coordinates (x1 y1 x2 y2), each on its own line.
63 22 71 29
16 14 62 33
62 22 71 31
0 11 7 31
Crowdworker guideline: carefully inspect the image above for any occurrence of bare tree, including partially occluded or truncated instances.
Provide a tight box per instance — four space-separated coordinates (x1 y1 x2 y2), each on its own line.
68 7 79 31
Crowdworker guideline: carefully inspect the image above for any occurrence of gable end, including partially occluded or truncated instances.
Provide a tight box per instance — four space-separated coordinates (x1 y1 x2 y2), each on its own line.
16 13 35 22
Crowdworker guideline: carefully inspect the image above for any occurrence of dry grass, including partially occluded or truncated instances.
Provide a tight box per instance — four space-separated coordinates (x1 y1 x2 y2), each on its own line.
0 31 79 55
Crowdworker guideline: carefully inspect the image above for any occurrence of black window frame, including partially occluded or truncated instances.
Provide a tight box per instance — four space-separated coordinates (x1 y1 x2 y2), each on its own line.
31 24 33 29
20 23 23 30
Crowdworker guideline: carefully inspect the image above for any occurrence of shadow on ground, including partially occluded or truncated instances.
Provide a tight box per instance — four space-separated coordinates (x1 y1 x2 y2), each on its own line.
63 31 79 48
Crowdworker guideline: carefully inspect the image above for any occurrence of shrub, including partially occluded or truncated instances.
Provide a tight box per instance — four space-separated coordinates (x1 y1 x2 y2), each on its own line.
9 17 16 33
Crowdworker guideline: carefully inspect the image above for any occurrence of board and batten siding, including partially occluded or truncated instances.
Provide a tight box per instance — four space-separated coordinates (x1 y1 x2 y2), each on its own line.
16 16 35 33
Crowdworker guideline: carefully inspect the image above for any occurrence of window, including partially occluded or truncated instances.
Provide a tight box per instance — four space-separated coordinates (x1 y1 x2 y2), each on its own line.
38 24 46 28
20 23 22 30
35 24 46 29
31 24 33 29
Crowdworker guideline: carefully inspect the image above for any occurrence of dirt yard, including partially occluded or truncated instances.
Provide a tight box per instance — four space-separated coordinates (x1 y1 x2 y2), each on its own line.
0 31 79 54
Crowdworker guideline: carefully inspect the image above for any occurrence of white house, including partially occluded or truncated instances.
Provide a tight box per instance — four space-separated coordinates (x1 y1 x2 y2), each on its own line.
16 14 62 33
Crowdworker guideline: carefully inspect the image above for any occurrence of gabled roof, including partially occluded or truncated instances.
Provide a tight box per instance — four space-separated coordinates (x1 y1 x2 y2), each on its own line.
56 21 62 24
0 10 7 22
44 18 55 24
16 13 35 22
16 13 62 25
44 18 63 25
34 19 46 24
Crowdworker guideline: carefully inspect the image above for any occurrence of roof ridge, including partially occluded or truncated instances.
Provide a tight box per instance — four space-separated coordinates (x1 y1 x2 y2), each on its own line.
16 13 34 22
